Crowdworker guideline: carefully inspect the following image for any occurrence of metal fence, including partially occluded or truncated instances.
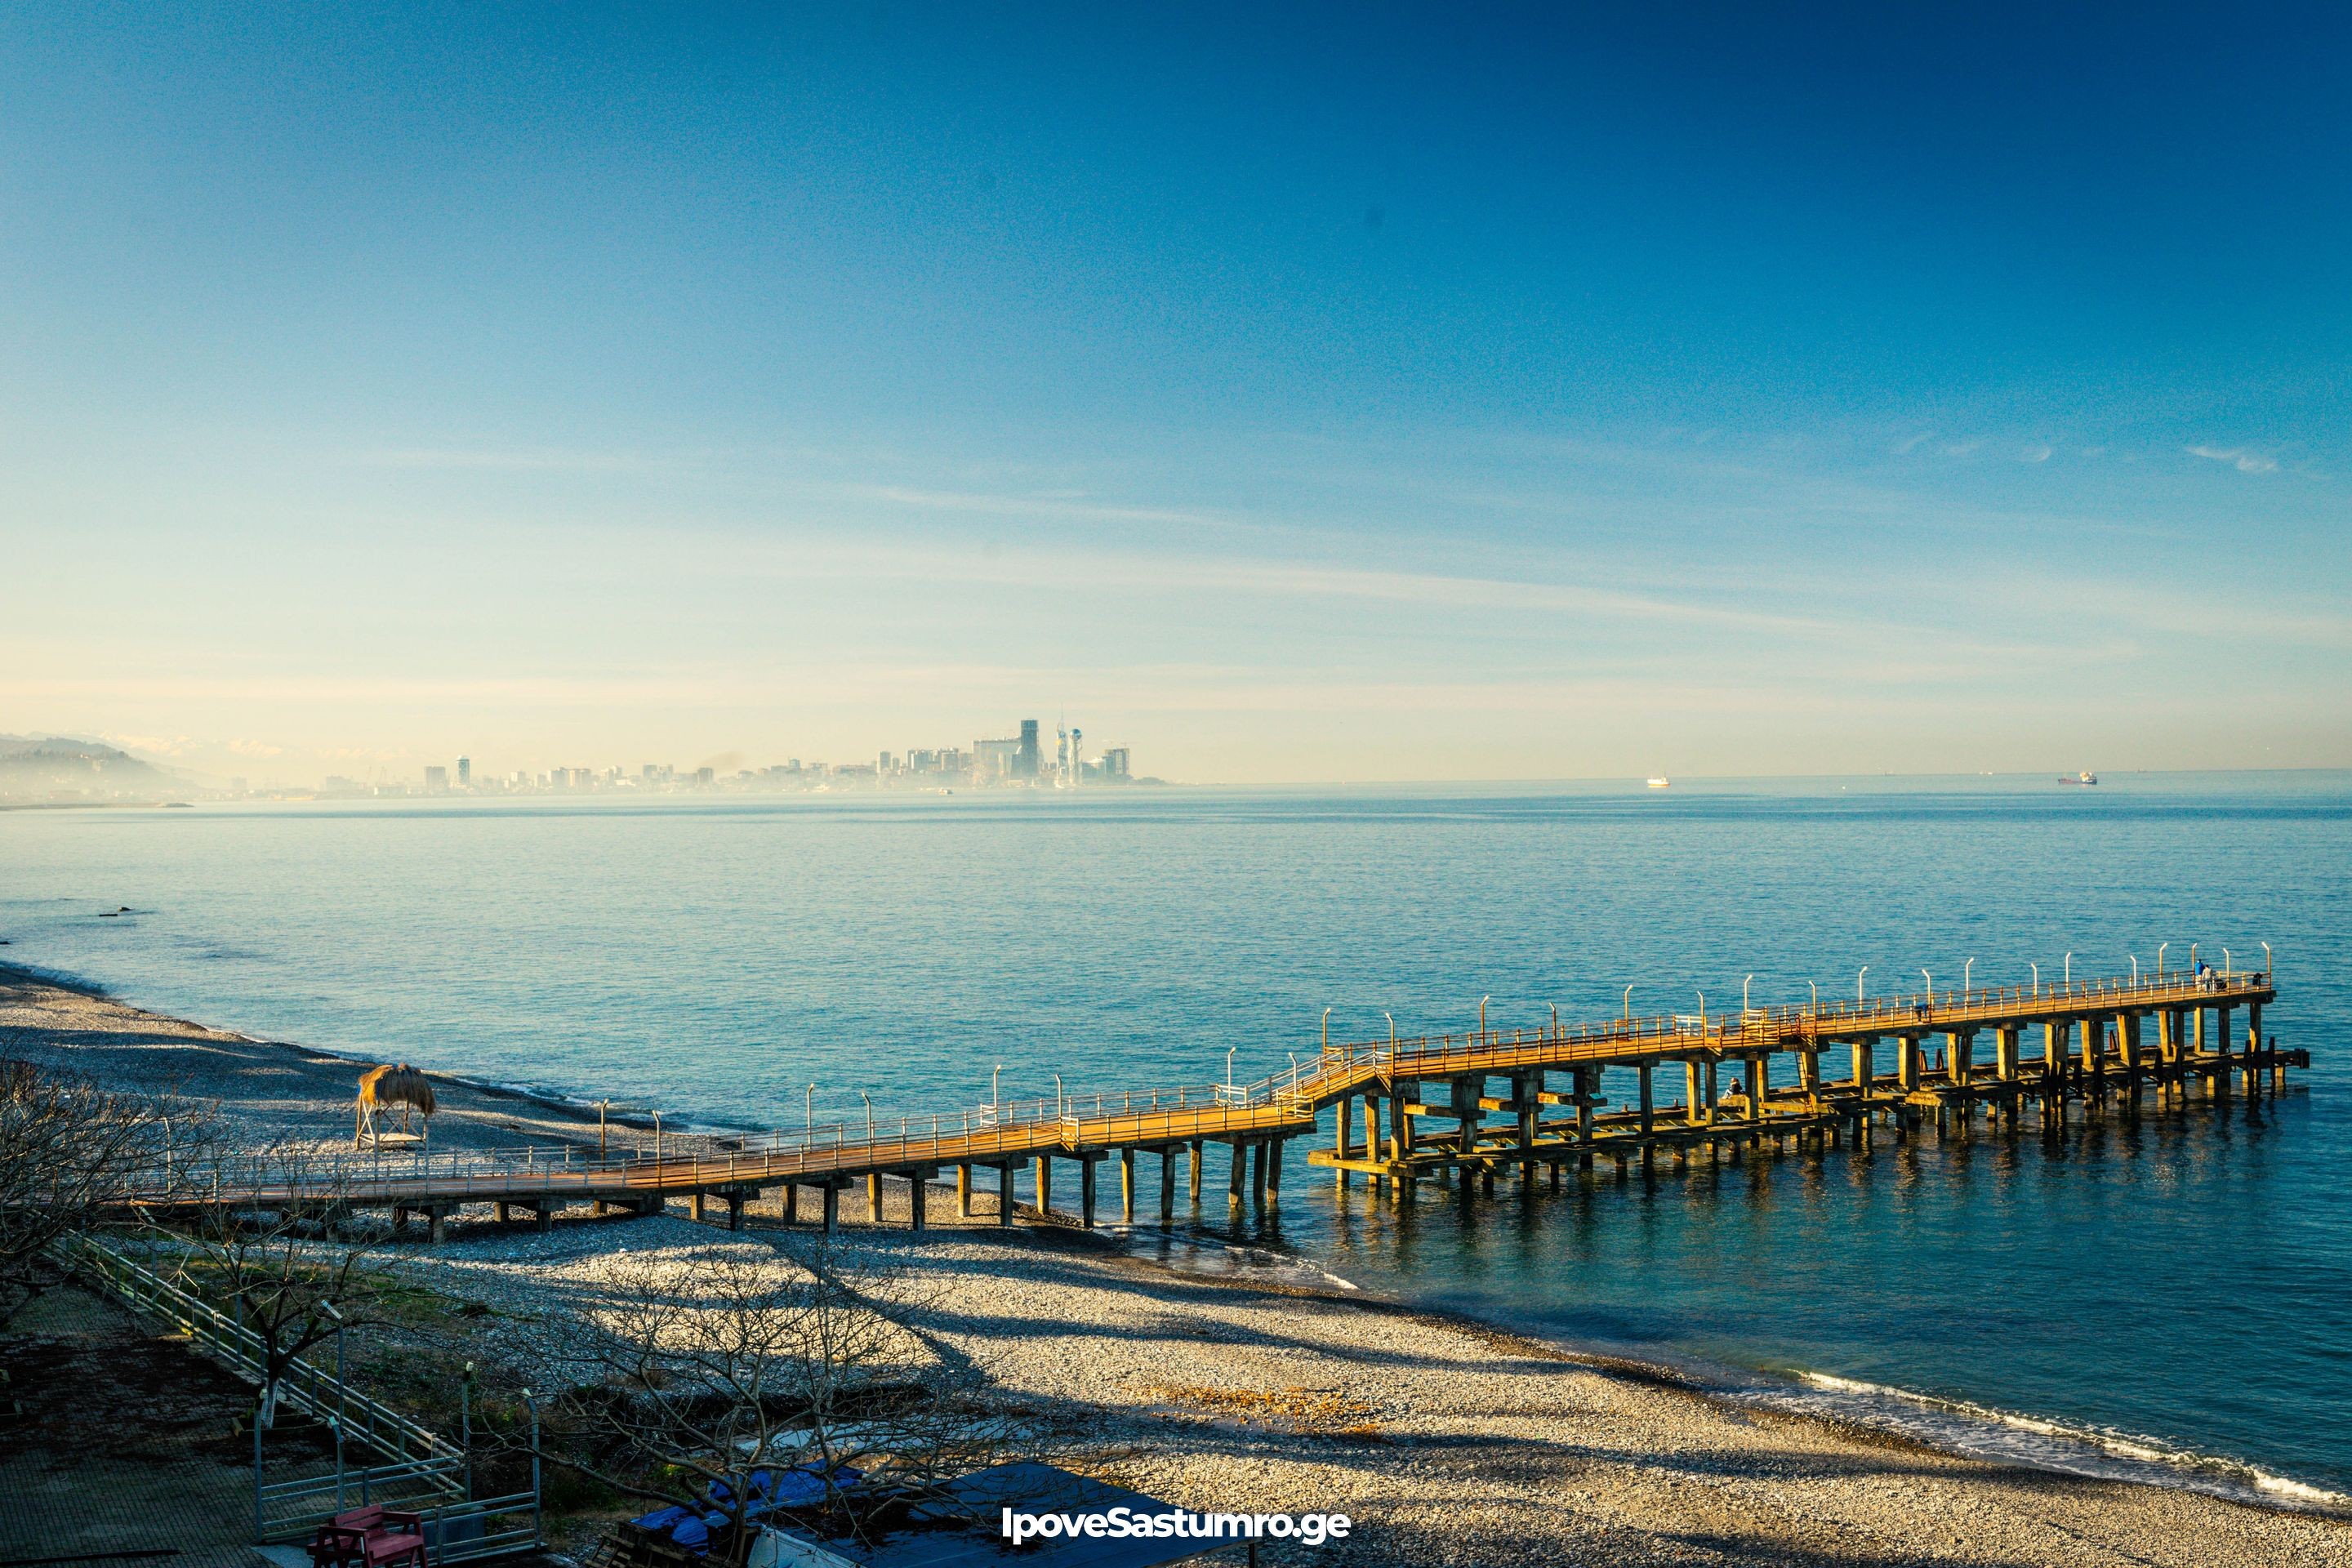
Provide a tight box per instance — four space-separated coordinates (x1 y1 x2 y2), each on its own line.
52 1234 537 1561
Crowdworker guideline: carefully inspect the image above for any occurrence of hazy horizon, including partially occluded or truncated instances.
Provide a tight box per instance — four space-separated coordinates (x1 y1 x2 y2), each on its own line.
7 7 2350 783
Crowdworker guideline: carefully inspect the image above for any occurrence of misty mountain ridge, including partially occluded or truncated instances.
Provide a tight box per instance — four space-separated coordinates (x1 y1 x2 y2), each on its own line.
0 733 186 801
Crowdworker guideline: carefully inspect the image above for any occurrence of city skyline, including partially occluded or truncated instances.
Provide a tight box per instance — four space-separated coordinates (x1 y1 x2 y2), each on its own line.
7 8 2350 781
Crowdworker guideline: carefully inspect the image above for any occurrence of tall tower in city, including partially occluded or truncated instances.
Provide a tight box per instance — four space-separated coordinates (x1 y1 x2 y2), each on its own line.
1016 719 1040 779
1070 725 1082 788
457 756 470 788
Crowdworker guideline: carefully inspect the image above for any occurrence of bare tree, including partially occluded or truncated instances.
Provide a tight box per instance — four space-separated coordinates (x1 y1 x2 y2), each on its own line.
549 1233 1013 1561
147 1144 404 1428
0 1057 201 1326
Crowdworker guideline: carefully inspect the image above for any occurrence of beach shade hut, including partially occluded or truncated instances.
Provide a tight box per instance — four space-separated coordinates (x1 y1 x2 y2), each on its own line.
354 1063 438 1149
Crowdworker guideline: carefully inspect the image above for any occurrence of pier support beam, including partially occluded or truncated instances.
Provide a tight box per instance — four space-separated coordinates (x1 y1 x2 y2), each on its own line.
1160 1147 1176 1223
997 1162 1013 1226
1080 1156 1098 1229
1034 1155 1054 1215
1189 1140 1203 1202
956 1164 971 1218
822 1181 840 1235
909 1172 929 1232
1121 1147 1136 1222
1228 1140 1246 1206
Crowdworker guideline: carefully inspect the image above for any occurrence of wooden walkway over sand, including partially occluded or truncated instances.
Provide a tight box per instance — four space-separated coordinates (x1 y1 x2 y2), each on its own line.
145 966 2294 1239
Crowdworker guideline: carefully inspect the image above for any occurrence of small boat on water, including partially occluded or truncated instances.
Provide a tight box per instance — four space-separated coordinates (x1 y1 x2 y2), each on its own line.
1646 776 1671 790
2059 770 2098 786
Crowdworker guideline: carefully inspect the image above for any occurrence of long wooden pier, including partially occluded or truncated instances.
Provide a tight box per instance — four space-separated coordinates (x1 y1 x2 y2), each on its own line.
144 967 2296 1240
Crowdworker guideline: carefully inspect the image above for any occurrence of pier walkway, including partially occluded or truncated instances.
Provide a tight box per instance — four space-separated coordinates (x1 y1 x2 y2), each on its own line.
140 968 2295 1238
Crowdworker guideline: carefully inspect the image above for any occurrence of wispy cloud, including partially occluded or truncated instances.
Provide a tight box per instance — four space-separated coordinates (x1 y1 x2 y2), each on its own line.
2185 444 2277 474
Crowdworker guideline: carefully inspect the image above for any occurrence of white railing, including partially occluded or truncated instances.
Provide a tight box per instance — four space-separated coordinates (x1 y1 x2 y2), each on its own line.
138 969 2271 1201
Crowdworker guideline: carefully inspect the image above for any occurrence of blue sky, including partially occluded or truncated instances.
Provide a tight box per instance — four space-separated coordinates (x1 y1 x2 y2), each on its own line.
4 3 2347 782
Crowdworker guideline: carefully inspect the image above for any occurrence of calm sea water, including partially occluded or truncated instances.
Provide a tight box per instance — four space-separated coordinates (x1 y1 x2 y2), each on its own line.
4 776 2348 1501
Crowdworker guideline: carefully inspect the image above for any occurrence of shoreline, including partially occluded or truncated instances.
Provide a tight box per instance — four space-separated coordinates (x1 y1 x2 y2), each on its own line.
6 959 2350 1564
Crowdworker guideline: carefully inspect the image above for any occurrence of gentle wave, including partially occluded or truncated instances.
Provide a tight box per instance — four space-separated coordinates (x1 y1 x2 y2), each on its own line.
1759 1370 2351 1515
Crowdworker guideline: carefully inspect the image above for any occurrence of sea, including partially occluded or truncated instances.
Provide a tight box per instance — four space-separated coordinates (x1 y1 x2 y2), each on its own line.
3 773 2348 1508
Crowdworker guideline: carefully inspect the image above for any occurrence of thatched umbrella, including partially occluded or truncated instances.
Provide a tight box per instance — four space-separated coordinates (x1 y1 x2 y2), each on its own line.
355 1062 438 1147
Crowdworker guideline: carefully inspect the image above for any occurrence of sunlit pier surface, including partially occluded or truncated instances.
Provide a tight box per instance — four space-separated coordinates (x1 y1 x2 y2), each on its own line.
142 965 2294 1241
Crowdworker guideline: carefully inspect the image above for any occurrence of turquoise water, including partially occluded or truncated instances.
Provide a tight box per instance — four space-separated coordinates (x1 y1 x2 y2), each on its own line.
3 776 2347 1501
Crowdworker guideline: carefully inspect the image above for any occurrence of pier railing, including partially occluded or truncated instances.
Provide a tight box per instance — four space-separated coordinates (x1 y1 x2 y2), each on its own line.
136 969 2271 1204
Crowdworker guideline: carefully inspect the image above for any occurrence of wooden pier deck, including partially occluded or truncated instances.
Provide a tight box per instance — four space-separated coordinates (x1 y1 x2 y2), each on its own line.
141 967 2294 1239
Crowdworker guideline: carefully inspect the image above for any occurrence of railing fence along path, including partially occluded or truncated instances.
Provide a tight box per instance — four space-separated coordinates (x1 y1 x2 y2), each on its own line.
51 1234 538 1558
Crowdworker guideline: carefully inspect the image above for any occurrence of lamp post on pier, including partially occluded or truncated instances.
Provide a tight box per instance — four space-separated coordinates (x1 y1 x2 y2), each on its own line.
2262 941 2273 978
2029 962 2039 995
1964 957 1976 993
1743 973 1754 1013
1225 1047 1236 1092
992 1063 1002 1111
1623 985 1635 1020
2158 941 2169 978
2130 954 2139 981
2223 947 2232 978
805 1084 815 1137
1321 1006 1332 1055
1857 966 1868 1003
1478 996 1490 1041
1921 968 1932 1000
2064 951 2073 986
1384 1012 1396 1052
861 1091 873 1137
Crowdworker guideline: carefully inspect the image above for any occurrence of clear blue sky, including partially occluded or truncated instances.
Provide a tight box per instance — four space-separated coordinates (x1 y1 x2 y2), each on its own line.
5 3 2347 782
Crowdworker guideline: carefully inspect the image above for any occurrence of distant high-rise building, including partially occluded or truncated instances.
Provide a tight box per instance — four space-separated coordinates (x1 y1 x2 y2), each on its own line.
457 756 471 787
695 766 716 786
424 764 448 794
972 737 1019 779
1016 719 1040 779
1100 746 1131 781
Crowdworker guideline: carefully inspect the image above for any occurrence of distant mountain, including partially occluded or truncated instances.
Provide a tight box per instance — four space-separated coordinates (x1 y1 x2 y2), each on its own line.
0 734 186 803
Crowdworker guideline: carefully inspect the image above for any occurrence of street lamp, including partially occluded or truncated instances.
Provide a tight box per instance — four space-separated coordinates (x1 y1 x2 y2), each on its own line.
1964 957 1976 993
2223 947 2232 977
323 1301 345 1506
1054 1073 1064 1115
805 1084 815 1136
2064 951 2072 986
1695 989 1707 1025
1384 1011 1396 1050
1478 995 1490 1040
1808 979 1819 1013
1550 1002 1558 1036
1744 973 1755 1012
1321 1006 1332 1054
1225 1046 1236 1089
1857 965 1869 1002
2189 942 2198 975
1623 985 1635 1020
1921 968 1932 999
861 1090 874 1136
2262 941 2273 977
992 1063 1002 1109
2158 941 2169 978
2129 954 2139 981
2029 961 2039 994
